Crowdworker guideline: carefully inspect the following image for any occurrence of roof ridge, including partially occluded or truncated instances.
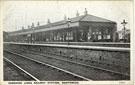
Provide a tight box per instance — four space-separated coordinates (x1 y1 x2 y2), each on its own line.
78 15 87 21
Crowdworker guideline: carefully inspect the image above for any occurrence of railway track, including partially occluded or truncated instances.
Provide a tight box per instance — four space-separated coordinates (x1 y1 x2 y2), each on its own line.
9 48 129 76
4 58 37 81
4 50 130 80
19 49 129 75
4 51 91 81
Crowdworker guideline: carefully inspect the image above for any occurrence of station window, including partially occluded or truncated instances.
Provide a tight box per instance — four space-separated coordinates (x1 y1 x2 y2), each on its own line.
59 37 62 40
103 35 107 39
92 28 96 34
88 28 92 40
107 35 111 39
105 28 109 34
96 28 99 34
94 35 97 40
98 35 102 40
103 34 110 39
66 32 73 40
98 32 101 34
54 36 56 40
57 33 60 40
88 36 91 40
66 32 69 40
80 30 83 36
93 32 95 34
69 32 73 40
92 28 102 35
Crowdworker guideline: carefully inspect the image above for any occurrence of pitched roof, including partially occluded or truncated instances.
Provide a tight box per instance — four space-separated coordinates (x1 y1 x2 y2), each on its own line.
80 14 116 23
34 14 115 30
9 28 32 35
48 14 116 26
9 14 116 35
35 15 86 29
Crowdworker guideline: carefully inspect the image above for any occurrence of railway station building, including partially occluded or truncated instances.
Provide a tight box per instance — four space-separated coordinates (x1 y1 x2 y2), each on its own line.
8 9 117 43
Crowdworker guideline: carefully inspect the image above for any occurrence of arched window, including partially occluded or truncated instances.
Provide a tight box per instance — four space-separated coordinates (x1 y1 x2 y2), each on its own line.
88 27 92 40
66 31 73 40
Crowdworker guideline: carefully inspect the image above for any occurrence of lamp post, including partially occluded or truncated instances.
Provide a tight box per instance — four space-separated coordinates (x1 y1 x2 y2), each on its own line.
121 20 127 42
67 18 71 45
32 28 35 44
31 22 35 44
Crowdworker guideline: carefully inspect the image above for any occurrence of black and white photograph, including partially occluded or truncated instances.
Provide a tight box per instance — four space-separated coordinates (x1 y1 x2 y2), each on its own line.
1 0 133 85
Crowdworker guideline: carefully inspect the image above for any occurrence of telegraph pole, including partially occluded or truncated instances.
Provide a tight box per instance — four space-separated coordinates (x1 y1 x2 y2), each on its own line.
121 20 127 42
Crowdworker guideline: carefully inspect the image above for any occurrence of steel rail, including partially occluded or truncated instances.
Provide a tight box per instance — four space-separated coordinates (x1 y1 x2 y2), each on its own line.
4 57 40 81
19 50 130 77
4 50 92 81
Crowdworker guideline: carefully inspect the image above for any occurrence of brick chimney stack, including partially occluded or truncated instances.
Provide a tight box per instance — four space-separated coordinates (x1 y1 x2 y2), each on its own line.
76 10 79 17
28 25 30 29
64 14 67 20
31 22 34 28
84 8 88 15
22 26 24 30
47 19 51 24
37 22 40 26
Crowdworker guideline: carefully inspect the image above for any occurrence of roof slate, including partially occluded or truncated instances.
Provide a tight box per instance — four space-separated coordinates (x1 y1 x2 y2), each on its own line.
34 14 115 29
81 14 116 23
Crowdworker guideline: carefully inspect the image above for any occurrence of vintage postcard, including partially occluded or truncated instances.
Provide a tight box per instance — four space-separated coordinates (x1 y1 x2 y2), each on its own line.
0 0 134 85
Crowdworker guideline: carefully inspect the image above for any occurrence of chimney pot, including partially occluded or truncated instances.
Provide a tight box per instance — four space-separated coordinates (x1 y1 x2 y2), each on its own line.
28 25 30 29
64 14 67 20
84 8 88 15
47 19 51 24
76 10 79 17
31 22 34 28
37 22 40 26
22 26 24 30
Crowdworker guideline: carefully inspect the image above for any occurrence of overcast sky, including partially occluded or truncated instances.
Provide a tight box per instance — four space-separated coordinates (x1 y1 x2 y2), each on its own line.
2 1 133 32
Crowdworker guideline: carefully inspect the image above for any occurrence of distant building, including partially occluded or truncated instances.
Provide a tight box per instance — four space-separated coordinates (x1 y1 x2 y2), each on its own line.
117 29 130 42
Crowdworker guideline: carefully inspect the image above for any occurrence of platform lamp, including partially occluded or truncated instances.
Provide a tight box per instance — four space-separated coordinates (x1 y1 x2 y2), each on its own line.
32 27 35 44
67 18 71 45
121 20 127 42
31 22 35 44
